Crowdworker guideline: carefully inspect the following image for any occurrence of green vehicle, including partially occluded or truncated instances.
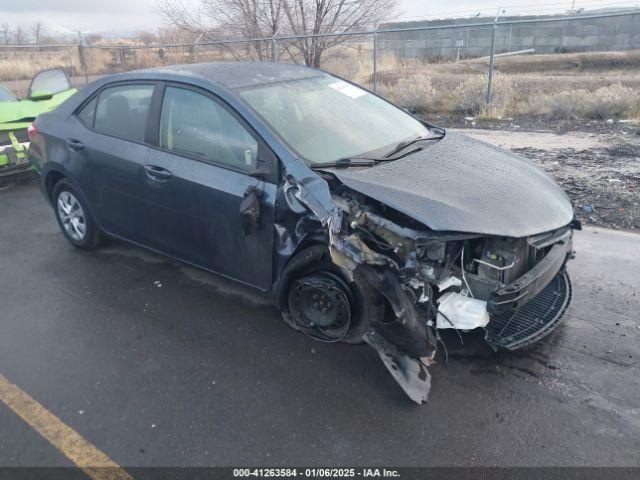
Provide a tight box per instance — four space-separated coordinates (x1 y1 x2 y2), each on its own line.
1 69 76 185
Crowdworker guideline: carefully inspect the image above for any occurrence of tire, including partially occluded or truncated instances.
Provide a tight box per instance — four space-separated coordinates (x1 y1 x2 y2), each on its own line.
53 179 102 250
279 245 384 344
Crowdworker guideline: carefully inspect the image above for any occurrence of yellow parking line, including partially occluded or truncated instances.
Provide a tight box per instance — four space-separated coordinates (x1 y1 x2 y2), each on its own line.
0 373 132 480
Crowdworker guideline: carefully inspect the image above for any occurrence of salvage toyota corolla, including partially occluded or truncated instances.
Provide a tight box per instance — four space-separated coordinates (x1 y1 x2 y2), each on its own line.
29 62 579 403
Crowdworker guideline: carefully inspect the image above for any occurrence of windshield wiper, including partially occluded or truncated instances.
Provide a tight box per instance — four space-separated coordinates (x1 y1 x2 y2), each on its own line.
383 131 445 159
309 129 446 170
309 157 380 170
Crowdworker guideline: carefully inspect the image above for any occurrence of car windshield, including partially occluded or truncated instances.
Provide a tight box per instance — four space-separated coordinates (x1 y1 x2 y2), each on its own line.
0 84 18 102
238 74 430 165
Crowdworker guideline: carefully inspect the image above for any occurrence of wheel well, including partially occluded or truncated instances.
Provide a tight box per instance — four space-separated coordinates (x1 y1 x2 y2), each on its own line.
45 171 65 201
274 244 329 311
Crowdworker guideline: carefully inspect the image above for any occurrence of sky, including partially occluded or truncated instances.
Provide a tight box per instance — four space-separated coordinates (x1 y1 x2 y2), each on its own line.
0 0 636 35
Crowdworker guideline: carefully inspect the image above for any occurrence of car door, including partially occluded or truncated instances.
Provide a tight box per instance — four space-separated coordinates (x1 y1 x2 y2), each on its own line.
141 84 278 290
27 68 72 98
70 82 157 245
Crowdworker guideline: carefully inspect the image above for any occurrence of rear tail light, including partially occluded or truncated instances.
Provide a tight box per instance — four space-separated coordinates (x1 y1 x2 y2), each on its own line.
27 123 38 140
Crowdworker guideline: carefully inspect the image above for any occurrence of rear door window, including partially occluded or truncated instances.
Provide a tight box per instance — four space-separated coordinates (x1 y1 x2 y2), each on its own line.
77 97 97 128
159 86 258 172
94 84 154 143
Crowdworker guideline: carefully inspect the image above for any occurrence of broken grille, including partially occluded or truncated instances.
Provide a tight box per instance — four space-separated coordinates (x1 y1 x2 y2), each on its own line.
485 271 572 350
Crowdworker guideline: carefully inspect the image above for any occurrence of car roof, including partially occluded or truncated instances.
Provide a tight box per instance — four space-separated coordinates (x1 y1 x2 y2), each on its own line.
118 61 324 90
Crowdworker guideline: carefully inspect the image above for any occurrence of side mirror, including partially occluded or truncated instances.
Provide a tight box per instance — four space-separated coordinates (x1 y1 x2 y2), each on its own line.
240 185 262 235
29 91 54 101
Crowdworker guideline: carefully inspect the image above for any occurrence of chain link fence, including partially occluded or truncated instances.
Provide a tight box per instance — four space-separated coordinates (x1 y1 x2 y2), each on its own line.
2 10 639 121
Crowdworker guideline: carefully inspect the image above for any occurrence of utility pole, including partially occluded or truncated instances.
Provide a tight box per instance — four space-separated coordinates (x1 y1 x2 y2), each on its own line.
193 32 203 63
78 31 89 85
372 31 378 92
485 7 503 104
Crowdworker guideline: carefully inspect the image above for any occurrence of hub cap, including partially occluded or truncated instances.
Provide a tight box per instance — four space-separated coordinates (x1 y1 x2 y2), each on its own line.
57 191 86 241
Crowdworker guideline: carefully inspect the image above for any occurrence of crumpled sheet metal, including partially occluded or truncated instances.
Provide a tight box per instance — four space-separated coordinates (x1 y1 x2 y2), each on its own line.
328 132 574 238
282 163 334 224
284 164 438 403
364 331 431 404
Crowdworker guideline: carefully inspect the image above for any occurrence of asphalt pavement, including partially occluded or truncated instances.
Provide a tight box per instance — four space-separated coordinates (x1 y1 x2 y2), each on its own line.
1 181 639 468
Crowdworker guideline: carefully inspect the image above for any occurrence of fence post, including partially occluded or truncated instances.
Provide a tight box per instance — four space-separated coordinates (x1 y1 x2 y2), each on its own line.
372 31 378 92
193 33 203 63
77 32 89 85
485 14 499 104
271 37 278 62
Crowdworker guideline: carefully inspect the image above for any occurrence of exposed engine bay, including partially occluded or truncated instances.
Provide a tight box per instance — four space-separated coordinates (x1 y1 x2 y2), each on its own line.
277 170 576 404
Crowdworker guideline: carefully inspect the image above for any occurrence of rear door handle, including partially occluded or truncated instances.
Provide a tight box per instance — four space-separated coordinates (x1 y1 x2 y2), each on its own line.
144 165 173 181
65 138 85 152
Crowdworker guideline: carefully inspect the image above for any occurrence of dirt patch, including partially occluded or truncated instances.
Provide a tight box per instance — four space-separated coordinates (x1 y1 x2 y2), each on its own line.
453 128 607 150
451 126 640 231
432 114 639 134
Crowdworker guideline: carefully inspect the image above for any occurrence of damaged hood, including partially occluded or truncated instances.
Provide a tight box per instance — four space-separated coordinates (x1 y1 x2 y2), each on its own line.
327 131 574 238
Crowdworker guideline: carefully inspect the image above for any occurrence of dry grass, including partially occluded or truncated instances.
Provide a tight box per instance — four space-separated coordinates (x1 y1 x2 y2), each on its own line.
377 70 640 120
370 51 640 120
1 44 639 120
0 51 75 81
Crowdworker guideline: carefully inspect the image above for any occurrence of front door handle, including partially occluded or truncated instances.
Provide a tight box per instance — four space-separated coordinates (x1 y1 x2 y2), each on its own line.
65 138 85 152
144 165 173 181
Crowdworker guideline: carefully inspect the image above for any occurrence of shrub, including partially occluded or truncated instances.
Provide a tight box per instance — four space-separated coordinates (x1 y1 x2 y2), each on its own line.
384 73 437 112
585 84 639 119
451 73 516 119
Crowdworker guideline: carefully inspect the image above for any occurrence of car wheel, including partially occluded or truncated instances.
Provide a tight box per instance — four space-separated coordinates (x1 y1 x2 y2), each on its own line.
53 180 101 250
280 245 385 344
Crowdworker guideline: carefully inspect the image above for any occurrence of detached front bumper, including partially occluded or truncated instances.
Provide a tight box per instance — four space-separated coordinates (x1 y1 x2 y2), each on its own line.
484 233 574 350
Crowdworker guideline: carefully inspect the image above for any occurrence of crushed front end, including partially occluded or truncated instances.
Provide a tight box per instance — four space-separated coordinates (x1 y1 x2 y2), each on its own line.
276 151 577 404
321 186 575 403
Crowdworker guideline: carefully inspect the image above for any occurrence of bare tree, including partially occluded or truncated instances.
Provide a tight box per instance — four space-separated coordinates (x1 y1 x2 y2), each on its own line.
138 30 158 46
85 33 103 45
157 0 395 65
1 23 9 45
282 0 395 67
158 0 283 60
31 21 44 50
14 26 25 46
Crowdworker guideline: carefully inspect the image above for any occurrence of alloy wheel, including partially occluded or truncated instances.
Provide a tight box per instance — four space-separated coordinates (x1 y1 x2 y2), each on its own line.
57 191 86 242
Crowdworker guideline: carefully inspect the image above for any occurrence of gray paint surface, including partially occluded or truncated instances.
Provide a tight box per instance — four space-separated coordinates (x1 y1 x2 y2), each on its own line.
330 131 574 237
136 62 322 89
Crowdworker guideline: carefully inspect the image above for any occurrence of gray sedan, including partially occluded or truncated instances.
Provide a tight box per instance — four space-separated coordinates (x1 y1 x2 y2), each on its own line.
28 62 579 403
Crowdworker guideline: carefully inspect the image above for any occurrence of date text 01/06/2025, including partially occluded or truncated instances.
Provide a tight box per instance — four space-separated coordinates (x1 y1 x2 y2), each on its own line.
233 468 401 478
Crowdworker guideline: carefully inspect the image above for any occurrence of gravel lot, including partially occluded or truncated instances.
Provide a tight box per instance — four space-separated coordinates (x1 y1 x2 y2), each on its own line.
452 123 640 231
